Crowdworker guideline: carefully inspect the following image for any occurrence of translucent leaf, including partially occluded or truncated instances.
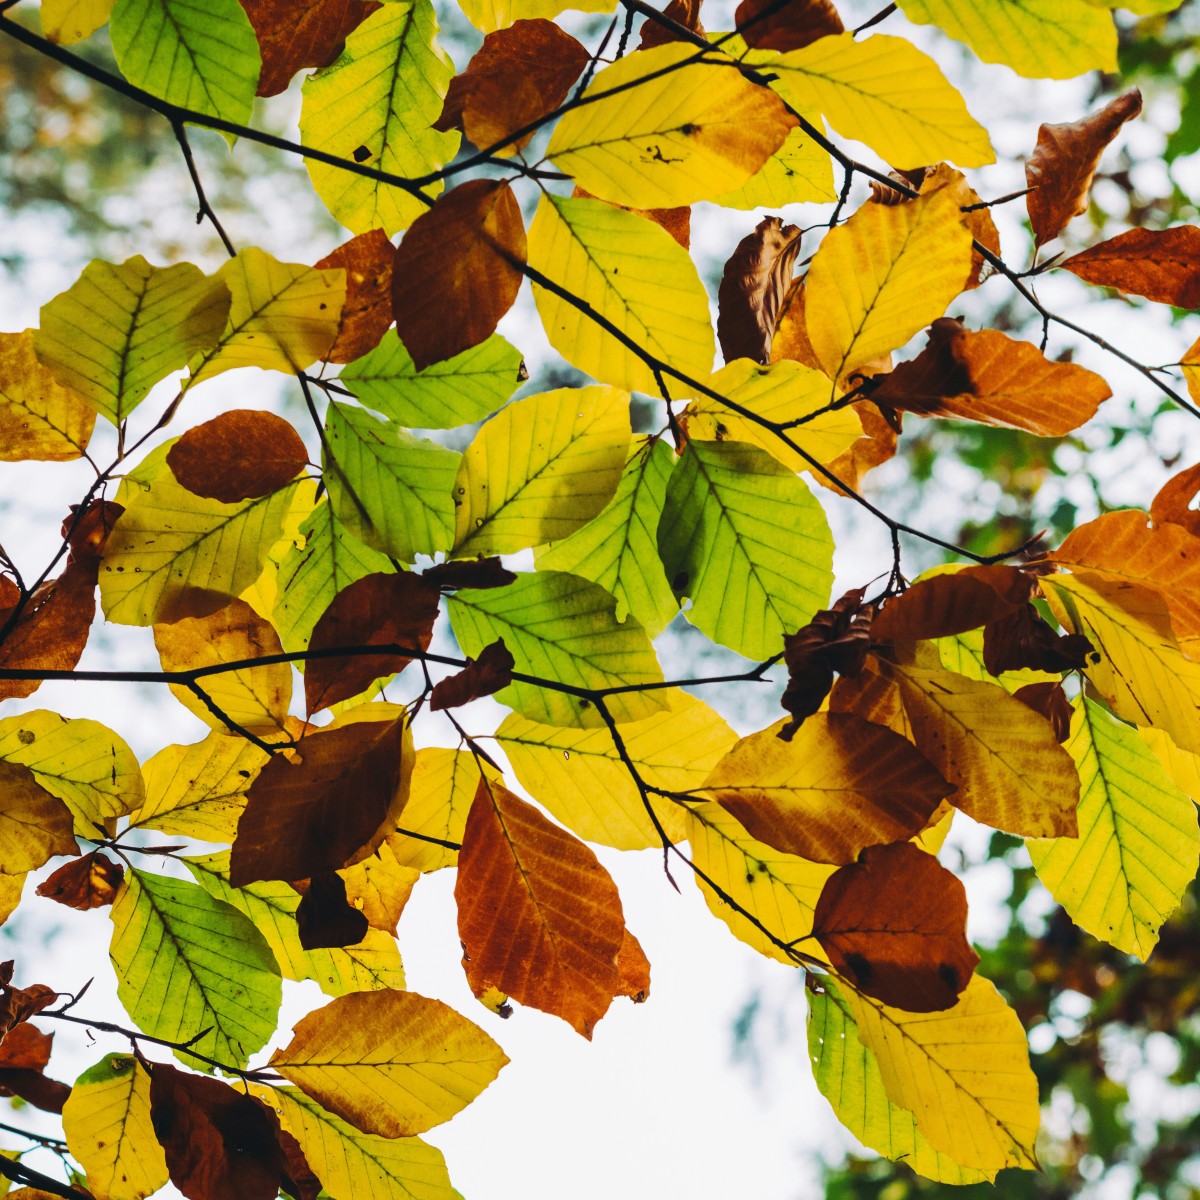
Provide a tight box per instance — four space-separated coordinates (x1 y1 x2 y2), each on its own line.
0 330 95 462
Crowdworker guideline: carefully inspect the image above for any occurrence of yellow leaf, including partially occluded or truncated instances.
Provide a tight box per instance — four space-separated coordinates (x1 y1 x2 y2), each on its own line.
61 1055 167 1200
0 761 78 874
458 0 615 33
187 248 344 386
1141 725 1200 804
845 974 1039 1173
453 386 629 556
496 690 737 850
1027 698 1200 959
805 184 973 382
0 330 94 462
0 873 24 927
41 0 116 43
270 989 509 1137
769 34 994 170
715 121 837 208
527 194 714 396
337 841 418 934
546 44 793 208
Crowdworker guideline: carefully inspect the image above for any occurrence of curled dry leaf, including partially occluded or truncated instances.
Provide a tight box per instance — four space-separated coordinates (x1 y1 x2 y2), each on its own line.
770 277 821 371
422 556 517 590
295 872 370 950
1013 681 1073 743
871 565 1032 643
1025 88 1142 247
315 229 396 363
735 0 843 52
982 603 1094 675
166 410 309 503
61 499 123 564
0 966 57 1041
869 318 1111 436
430 638 514 712
435 20 590 154
817 402 898 495
0 1022 70 1114
392 179 526 370
717 217 803 365
35 851 124 910
1151 459 1200 539
812 841 979 1012
571 184 691 250
1060 226 1200 309
638 0 704 48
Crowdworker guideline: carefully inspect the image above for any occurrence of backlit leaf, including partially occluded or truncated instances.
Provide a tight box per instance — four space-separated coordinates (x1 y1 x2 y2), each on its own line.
458 0 616 33
0 331 95 462
736 0 842 50
166 411 308 503
1060 225 1200 308
714 122 837 209
315 228 396 364
717 217 803 366
0 762 78 874
41 0 116 43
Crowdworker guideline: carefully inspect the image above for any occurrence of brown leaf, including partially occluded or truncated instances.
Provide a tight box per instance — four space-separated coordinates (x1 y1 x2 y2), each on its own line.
0 976 56 1042
0 1068 70 1114
1060 226 1200 308
871 565 1033 643
0 762 78 875
435 21 590 154
456 777 630 1038
812 841 979 1012
1151 460 1200 539
817 402 898 494
315 230 396 363
770 277 821 370
1025 88 1142 248
61 499 124 563
0 1022 69 1115
0 1022 51 1071
828 658 911 739
295 872 370 950
615 928 651 1003
392 180 526 370
167 411 309 503
242 0 382 96
230 715 411 886
717 217 803 365
735 0 842 52
570 185 690 250
921 164 1000 289
35 851 124 910
422 557 517 590
982 603 1093 675
639 0 705 48
430 639 514 712
305 572 440 714
870 318 1111 436
704 713 952 865
1013 681 1073 743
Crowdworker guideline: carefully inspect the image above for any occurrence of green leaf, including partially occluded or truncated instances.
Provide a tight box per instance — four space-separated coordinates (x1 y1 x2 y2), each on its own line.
299 0 458 235
34 256 230 425
657 439 834 661
536 436 679 636
109 869 281 1069
447 571 669 726
1027 697 1200 959
339 331 524 429
324 400 460 563
110 0 261 125
185 852 407 997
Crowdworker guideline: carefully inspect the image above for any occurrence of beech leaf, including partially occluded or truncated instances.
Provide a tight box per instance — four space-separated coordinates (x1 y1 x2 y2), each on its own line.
430 639 514 711
314 229 397 364
1060 226 1200 308
717 217 803 366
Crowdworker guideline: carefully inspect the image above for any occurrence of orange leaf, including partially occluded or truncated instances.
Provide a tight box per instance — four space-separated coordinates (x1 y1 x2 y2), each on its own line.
392 179 526 370
1151 459 1200 539
871 565 1032 643
817 402 897 495
638 0 705 47
717 216 803 366
812 842 978 1012
167 410 309 503
35 851 124 910
735 0 842 51
770 277 821 370
0 1023 52 1071
61 499 123 564
1060 226 1200 309
315 229 397 364
1013 681 1072 743
455 778 631 1038
1025 88 1142 248
430 638 513 712
615 928 651 1003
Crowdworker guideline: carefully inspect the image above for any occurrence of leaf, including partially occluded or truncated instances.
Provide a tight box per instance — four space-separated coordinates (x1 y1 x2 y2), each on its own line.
1025 88 1143 247
1027 697 1200 959
230 713 413 884
717 217 803 366
545 44 793 208
242 0 381 96
430 639 513 711
811 842 978 1011
294 873 369 950
166 411 309 503
684 800 834 965
456 777 631 1036
458 0 617 33
1060 225 1200 307
299 0 458 235
109 869 281 1068
804 183 972 383
768 34 993 170
527 194 714 396
496 690 737 849
336 840 418 934
41 0 117 43
339 330 524 429
870 318 1111 436
0 331 94 461
453 385 629 556
713 121 837 209
0 762 78 874
870 564 1032 642
534 436 678 635
447 571 669 726
110 0 261 125
35 257 229 425
657 439 834 661
187 248 345 386
36 851 124 910
807 978 990 1185
703 714 951 864
735 0 842 51
314 229 396 364
1150 458 1200 538
62 1055 168 1200
897 0 1116 79
323 400 461 562
270 989 508 1137
637 0 703 48
435 19 589 153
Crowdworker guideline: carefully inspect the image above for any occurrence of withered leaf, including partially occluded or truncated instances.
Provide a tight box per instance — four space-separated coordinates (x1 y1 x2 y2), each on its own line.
423 557 517 590
1026 88 1142 247
812 842 979 1012
639 0 705 48
35 851 124 910
61 499 123 563
392 180 526 370
167 411 309 503
869 318 1111 437
828 657 910 740
1060 226 1200 309
295 872 370 950
430 638 514 712
0 1023 70 1115
570 184 690 250
770 277 821 370
1151 460 1200 539
1013 681 1073 743
0 969 57 1042
735 0 842 52
0 1021 51 1071
305 572 440 714
615 928 651 1004
242 0 382 96
230 716 410 886
870 565 1032 643
435 20 590 154
315 229 396 364
717 217 803 366
982 603 1093 675
817 402 898 495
